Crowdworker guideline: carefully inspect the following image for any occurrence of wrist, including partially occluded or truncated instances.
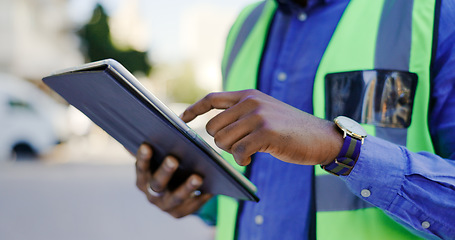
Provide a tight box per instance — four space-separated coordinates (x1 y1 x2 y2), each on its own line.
321 121 344 166
321 116 367 176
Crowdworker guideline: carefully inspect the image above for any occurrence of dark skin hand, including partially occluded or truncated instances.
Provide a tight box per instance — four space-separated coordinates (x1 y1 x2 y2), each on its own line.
136 89 343 217
181 90 343 167
135 144 212 218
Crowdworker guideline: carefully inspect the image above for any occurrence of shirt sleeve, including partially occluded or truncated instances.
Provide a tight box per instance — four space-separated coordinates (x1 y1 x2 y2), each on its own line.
341 2 455 239
342 137 455 239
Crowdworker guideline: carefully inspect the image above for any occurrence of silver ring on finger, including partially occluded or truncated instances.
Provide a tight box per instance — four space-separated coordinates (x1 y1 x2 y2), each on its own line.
190 190 202 198
146 183 164 197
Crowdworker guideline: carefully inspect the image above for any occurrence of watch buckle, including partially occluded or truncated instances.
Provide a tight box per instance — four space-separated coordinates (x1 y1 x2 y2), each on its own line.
321 158 353 177
334 158 353 168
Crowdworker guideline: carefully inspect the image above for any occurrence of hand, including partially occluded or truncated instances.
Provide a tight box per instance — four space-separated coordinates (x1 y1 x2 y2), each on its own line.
180 90 343 166
135 143 212 218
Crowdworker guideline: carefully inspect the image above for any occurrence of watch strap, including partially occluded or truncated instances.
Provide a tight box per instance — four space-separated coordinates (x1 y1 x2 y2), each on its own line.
322 135 362 176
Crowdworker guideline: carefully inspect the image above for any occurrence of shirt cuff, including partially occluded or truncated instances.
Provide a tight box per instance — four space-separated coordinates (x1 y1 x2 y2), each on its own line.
340 135 405 210
340 136 455 239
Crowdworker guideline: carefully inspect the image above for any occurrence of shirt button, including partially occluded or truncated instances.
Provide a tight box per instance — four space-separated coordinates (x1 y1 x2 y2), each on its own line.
361 189 371 198
277 72 287 81
255 215 264 225
421 221 430 229
298 12 307 21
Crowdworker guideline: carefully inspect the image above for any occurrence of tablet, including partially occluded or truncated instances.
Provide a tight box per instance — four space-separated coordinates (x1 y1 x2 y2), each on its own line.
43 59 259 202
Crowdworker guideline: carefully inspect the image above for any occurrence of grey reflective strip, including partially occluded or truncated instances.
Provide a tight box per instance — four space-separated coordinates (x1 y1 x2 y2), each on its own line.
375 0 414 71
223 1 267 87
315 174 374 212
376 127 407 146
374 0 414 145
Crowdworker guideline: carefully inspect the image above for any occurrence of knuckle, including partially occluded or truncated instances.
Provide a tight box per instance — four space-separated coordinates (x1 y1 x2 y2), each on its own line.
136 159 151 173
185 105 199 117
149 179 164 192
205 92 217 102
234 155 248 166
250 110 266 127
231 143 253 167
242 89 258 96
213 135 229 151
232 142 247 157
161 205 171 212
232 142 246 154
147 195 158 205
184 108 195 119
135 158 146 171
243 94 261 107
170 195 184 206
205 120 217 137
170 211 185 219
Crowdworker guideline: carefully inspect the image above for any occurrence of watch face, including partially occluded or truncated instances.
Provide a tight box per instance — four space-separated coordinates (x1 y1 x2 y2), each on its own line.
335 116 367 138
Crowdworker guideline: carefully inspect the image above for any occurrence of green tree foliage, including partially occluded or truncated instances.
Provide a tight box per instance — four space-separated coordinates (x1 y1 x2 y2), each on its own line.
78 4 152 75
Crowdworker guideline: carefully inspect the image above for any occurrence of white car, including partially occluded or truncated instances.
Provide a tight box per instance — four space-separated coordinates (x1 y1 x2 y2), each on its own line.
0 73 68 161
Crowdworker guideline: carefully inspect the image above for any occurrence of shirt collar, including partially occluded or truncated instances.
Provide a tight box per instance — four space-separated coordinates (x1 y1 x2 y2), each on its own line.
275 0 334 12
276 0 326 8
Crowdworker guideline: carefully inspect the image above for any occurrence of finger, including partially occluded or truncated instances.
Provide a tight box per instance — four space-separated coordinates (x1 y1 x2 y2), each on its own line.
231 130 266 166
161 174 203 211
149 156 179 193
212 112 258 152
168 194 213 219
144 182 165 205
205 93 262 137
136 144 153 192
180 91 246 123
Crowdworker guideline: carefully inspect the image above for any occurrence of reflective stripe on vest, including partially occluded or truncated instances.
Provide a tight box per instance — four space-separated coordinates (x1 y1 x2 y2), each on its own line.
218 2 275 239
217 0 439 239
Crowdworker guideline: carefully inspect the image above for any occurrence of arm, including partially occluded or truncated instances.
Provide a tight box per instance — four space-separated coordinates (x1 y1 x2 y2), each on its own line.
180 87 455 238
180 89 343 167
342 6 455 238
342 136 455 239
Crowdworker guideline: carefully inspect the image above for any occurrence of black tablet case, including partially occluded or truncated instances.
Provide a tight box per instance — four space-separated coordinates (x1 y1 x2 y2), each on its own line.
43 60 258 202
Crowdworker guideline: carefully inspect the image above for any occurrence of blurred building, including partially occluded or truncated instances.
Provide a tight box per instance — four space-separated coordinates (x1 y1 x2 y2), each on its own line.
0 0 83 82
180 4 239 92
109 0 149 53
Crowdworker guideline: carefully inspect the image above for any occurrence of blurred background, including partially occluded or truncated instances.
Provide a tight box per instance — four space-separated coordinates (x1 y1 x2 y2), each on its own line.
0 0 251 239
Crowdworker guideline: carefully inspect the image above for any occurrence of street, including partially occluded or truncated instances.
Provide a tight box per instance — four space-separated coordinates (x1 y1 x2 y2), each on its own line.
0 159 214 240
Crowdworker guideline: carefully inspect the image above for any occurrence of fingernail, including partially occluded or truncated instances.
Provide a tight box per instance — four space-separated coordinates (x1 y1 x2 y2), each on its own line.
165 157 176 169
191 176 202 187
139 145 148 157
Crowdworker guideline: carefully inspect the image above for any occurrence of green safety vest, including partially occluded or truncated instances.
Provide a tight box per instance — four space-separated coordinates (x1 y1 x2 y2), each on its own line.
216 0 439 239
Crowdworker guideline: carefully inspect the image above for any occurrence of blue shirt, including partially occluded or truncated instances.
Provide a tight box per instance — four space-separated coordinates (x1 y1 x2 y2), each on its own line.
236 0 455 239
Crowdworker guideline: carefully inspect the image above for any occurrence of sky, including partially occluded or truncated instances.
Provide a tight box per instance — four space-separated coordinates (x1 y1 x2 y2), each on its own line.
67 0 253 63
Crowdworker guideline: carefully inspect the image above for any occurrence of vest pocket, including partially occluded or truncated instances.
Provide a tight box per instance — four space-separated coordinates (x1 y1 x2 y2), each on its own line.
324 69 417 129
